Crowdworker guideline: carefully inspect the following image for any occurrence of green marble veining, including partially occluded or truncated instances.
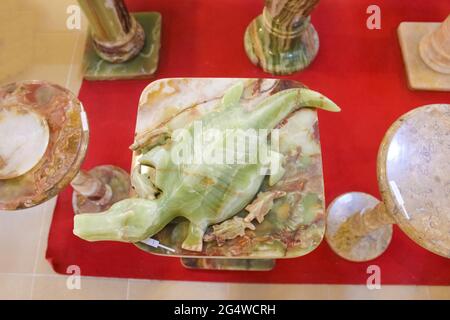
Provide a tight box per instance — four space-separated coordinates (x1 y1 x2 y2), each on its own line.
72 78 340 264
83 12 161 80
73 80 338 253
244 0 320 75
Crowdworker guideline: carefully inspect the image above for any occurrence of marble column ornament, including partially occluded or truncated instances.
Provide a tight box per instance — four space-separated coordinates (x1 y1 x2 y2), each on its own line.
244 0 320 75
78 0 145 63
128 78 337 271
0 81 131 213
326 104 450 262
398 14 450 91
419 15 450 74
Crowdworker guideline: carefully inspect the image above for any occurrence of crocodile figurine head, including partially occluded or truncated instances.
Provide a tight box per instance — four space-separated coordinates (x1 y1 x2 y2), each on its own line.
73 82 339 252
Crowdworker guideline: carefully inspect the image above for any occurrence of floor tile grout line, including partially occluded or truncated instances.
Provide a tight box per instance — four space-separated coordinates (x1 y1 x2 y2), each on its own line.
0 271 447 299
65 31 81 89
29 198 57 298
1 272 448 288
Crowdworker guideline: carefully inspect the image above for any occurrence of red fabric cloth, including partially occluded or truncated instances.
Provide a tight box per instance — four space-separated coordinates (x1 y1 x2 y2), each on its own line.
46 0 450 284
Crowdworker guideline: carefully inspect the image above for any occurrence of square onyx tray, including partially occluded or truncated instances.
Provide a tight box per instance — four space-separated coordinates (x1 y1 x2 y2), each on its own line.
132 78 326 270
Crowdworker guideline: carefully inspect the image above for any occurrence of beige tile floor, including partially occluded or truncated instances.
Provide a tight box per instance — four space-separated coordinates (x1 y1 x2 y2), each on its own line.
0 0 449 300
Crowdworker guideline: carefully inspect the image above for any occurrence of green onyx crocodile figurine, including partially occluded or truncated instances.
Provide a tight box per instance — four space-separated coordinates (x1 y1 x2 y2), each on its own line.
73 82 339 251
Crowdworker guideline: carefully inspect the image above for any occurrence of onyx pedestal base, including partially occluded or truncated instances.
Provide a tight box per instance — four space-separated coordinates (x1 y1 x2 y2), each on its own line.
83 12 161 81
398 22 450 91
